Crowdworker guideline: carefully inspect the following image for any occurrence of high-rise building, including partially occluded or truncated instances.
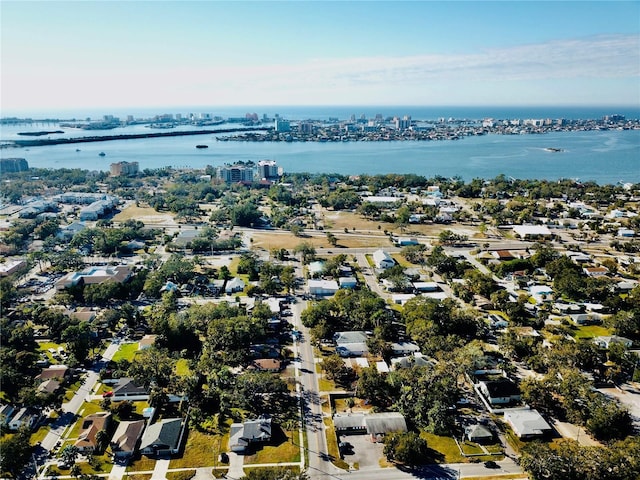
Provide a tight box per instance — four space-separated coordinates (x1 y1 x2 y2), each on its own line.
110 161 139 177
275 118 291 132
0 158 28 174
257 160 280 180
217 164 256 183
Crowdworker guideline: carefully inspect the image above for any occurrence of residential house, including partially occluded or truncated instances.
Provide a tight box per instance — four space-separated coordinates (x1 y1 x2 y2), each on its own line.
334 331 369 357
372 249 395 269
412 282 440 292
479 378 521 405
465 424 494 444
0 405 15 427
36 365 70 383
390 353 434 370
112 378 149 401
110 420 145 460
593 335 633 349
8 407 40 431
391 342 420 356
333 412 407 442
338 277 358 289
503 408 552 439
139 418 185 456
583 266 609 277
75 412 112 453
308 279 339 296
229 415 272 453
225 277 245 294
37 379 61 395
512 225 552 239
529 285 554 303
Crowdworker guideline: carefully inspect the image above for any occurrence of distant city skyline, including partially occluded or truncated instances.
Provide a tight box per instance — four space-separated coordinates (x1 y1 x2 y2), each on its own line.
1 1 639 114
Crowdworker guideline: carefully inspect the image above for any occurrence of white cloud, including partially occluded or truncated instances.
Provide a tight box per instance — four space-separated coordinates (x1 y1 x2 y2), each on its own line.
3 34 638 110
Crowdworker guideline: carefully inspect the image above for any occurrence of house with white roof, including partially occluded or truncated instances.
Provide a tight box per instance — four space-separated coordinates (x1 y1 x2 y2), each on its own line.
504 408 552 439
308 279 339 296
372 249 395 269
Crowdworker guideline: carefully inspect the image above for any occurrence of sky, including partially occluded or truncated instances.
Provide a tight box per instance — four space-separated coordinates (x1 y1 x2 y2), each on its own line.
1 1 639 114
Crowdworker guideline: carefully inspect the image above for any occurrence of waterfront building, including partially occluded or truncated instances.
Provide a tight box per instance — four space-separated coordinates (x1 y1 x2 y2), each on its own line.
275 118 290 132
217 163 256 183
257 160 280 180
0 158 29 174
395 115 411 130
110 161 139 177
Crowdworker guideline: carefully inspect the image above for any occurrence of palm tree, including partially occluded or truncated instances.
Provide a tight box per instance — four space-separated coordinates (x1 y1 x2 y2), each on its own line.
95 429 109 451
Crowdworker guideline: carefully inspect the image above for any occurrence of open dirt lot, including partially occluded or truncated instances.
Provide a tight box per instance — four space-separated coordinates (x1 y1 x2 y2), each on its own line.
113 205 177 225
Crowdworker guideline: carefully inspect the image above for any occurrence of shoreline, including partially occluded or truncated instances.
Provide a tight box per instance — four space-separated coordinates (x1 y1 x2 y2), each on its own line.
1 126 271 148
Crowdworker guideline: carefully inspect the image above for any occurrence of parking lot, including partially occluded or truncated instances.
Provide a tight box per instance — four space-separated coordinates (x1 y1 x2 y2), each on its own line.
337 433 385 470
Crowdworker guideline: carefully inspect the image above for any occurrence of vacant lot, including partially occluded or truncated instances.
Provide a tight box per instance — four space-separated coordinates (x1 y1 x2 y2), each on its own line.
113 205 176 225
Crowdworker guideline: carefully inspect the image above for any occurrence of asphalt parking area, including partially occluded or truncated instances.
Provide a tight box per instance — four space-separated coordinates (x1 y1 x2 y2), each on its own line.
338 433 385 470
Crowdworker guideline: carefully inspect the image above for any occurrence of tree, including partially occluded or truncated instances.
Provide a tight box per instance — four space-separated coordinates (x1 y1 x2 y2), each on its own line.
321 354 345 381
61 445 80 466
293 242 316 264
62 321 93 365
0 427 31 477
326 232 338 247
383 431 429 465
230 202 261 227
129 346 175 389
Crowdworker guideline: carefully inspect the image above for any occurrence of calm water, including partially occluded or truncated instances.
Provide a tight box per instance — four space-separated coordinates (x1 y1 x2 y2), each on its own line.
2 129 639 184
2 106 639 183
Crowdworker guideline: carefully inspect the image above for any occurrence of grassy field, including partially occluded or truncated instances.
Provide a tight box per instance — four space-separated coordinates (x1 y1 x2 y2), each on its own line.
128 454 157 472
421 432 465 464
112 342 140 362
323 418 350 470
166 470 196 480
572 324 612 339
63 379 84 402
169 430 220 469
244 429 300 465
113 205 175 225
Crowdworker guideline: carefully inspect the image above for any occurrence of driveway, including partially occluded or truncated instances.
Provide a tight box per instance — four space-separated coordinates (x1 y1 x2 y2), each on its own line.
338 433 385 471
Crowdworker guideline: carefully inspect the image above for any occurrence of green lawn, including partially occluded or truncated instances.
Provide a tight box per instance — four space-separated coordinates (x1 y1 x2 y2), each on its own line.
322 418 350 470
572 324 611 339
420 432 465 464
169 430 220 469
127 454 157 472
244 429 300 465
166 470 196 480
67 401 104 439
112 342 140 362
63 379 84 402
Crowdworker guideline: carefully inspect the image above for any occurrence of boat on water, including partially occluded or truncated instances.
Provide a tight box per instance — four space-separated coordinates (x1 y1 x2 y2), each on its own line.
98 152 106 156
544 147 563 152
196 144 209 149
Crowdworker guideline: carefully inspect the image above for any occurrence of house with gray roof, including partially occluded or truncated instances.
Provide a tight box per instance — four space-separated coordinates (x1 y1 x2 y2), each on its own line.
503 408 552 439
333 412 407 442
139 418 185 456
229 415 272 453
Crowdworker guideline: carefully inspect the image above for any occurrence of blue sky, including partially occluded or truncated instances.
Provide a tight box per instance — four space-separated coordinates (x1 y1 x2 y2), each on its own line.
1 1 639 113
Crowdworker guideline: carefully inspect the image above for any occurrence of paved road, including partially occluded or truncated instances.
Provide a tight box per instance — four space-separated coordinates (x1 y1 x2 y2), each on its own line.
36 341 119 479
